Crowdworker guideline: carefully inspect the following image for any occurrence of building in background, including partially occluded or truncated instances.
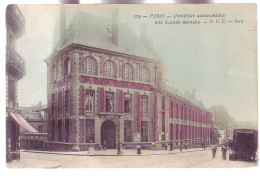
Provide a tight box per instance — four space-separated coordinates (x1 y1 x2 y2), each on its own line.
20 102 48 133
6 4 26 162
44 6 212 151
212 123 225 145
210 105 236 141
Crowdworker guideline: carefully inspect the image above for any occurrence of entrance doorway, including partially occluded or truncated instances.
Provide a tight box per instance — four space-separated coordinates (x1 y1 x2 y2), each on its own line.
101 120 116 149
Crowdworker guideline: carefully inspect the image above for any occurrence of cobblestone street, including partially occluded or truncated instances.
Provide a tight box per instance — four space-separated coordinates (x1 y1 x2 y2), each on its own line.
7 148 258 168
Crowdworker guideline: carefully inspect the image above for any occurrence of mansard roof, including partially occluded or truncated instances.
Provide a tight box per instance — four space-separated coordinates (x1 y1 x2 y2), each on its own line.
50 10 158 61
166 86 209 112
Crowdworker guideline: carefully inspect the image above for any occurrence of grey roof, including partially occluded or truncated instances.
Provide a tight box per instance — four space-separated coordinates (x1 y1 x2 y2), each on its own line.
166 85 208 112
22 112 44 121
50 11 158 60
20 106 44 121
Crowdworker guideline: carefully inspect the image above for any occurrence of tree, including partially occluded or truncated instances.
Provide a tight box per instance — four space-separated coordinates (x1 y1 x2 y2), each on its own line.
210 127 221 145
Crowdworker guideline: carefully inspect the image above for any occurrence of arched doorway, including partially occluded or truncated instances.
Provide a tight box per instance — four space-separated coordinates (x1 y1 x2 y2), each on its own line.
101 120 116 149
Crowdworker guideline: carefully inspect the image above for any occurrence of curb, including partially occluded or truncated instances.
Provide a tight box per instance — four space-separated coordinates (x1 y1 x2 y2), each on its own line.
22 148 210 157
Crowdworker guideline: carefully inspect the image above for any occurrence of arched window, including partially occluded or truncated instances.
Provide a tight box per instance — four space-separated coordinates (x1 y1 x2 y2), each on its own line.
64 58 71 76
84 57 98 75
52 65 56 81
124 63 134 80
141 66 150 83
104 60 117 78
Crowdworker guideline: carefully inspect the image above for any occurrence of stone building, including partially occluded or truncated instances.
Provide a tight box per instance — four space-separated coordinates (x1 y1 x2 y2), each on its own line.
44 7 212 151
20 103 48 134
210 105 236 141
6 5 27 162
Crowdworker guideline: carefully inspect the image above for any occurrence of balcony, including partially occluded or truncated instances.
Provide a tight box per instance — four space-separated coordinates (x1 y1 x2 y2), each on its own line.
6 47 26 79
6 5 25 39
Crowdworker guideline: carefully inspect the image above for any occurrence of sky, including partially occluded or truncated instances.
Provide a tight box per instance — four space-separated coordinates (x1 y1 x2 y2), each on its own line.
16 4 257 124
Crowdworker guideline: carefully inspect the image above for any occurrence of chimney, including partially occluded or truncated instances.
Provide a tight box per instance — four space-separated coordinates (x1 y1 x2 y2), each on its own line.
192 89 195 98
140 22 147 42
112 8 119 46
60 5 66 47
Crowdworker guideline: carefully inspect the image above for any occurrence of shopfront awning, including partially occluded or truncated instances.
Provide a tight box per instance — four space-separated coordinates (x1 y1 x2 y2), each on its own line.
10 112 38 133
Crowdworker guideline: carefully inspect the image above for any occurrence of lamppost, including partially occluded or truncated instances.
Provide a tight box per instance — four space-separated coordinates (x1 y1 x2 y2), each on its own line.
180 131 183 151
117 124 121 155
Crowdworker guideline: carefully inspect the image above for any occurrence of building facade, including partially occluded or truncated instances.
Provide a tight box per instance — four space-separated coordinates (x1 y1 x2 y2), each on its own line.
20 103 48 134
45 7 212 151
6 5 26 162
210 105 236 141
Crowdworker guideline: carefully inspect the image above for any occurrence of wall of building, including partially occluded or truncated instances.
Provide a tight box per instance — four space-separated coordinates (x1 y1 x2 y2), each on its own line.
45 45 212 151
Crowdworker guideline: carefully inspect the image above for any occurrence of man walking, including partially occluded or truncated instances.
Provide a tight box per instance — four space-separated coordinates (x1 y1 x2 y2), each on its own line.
170 142 173 151
221 144 227 160
211 143 217 159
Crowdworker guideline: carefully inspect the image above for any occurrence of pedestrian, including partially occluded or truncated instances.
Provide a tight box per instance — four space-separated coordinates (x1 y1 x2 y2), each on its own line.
180 143 183 151
170 142 173 151
184 143 188 150
103 140 106 151
165 143 168 150
211 143 217 159
221 144 227 160
152 142 156 150
137 144 142 155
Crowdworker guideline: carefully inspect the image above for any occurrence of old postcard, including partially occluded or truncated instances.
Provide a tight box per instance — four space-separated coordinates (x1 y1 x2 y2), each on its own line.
5 4 257 168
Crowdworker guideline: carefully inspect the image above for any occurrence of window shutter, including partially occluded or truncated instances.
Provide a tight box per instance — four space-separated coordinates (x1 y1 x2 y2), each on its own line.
117 90 124 113
97 87 105 112
51 93 56 116
79 85 84 116
136 92 141 133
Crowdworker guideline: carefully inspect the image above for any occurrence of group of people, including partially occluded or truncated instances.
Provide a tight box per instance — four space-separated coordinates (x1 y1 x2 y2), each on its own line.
211 143 228 160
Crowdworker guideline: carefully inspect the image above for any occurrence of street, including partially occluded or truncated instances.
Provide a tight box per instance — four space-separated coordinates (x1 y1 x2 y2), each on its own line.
7 148 258 168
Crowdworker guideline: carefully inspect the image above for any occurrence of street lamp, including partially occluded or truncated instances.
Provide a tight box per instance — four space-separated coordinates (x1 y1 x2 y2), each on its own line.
180 131 183 151
117 124 121 155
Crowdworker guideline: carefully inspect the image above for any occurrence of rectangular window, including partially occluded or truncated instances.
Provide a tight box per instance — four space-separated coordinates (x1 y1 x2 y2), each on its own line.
162 133 166 141
65 89 69 113
86 90 95 112
162 96 165 110
181 106 183 119
124 120 132 142
124 94 132 113
176 124 178 140
51 120 55 141
65 119 70 142
142 95 148 114
170 102 174 118
176 104 179 119
86 119 95 143
38 126 43 133
8 78 15 102
57 120 62 142
141 121 148 142
162 112 165 132
106 92 114 112
58 91 62 114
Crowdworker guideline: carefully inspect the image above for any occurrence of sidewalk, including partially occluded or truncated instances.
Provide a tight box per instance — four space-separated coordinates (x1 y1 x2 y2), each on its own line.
21 147 210 156
6 158 61 168
7 147 210 168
